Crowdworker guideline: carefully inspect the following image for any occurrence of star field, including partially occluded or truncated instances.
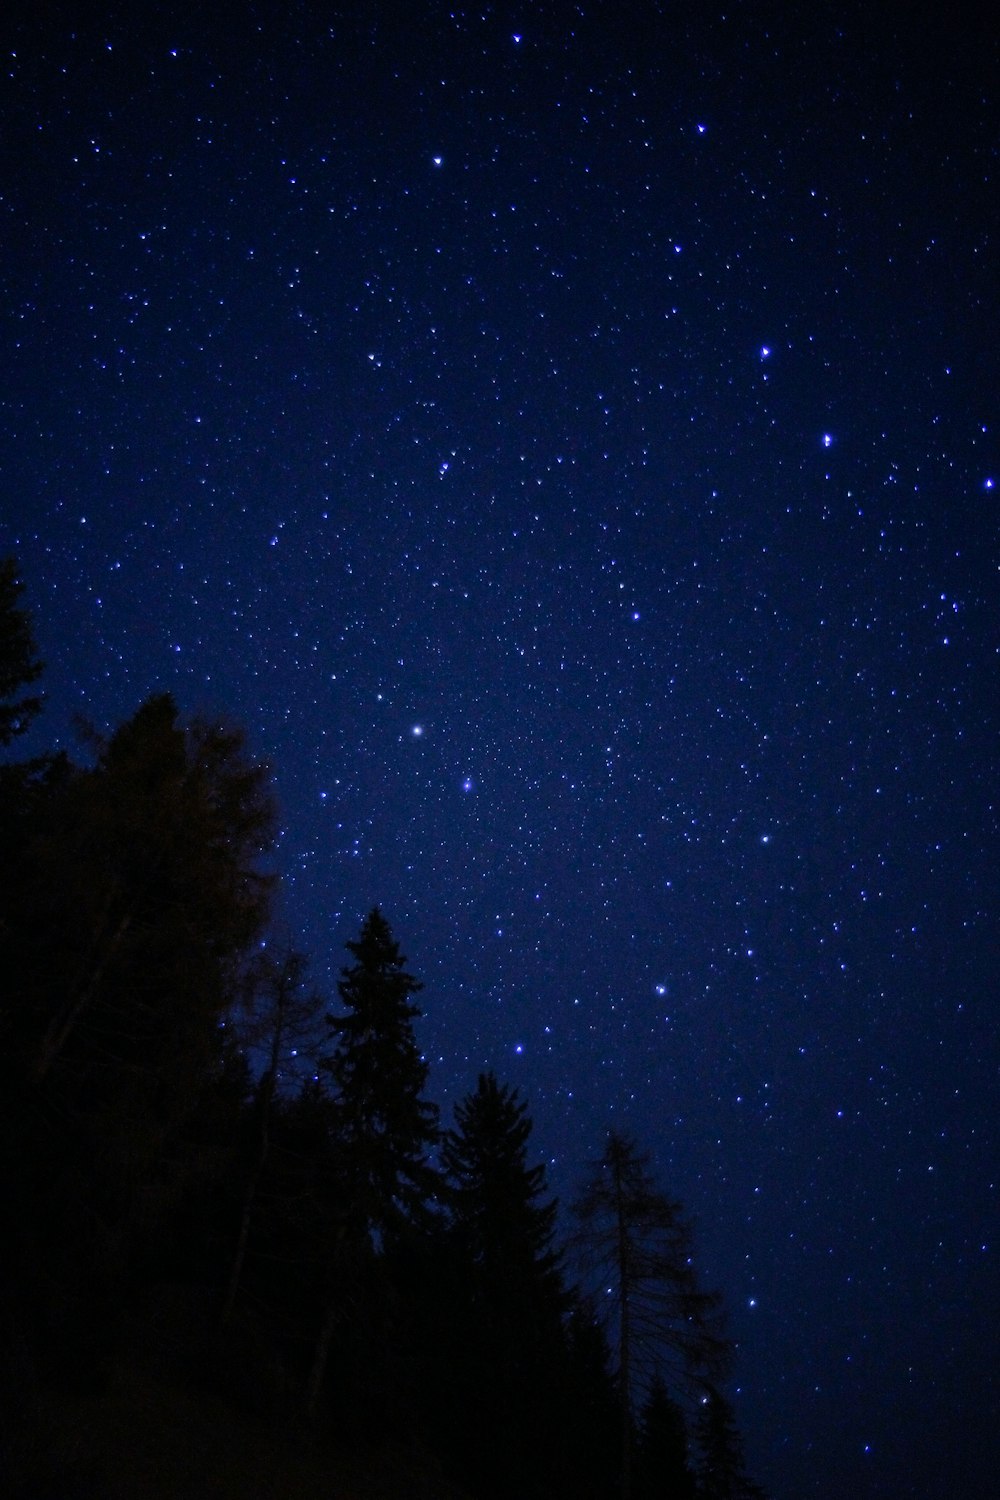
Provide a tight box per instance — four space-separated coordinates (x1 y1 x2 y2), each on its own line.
3 4 997 1496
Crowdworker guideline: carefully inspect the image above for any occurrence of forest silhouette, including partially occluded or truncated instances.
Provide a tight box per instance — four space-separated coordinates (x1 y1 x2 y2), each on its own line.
0 558 766 1499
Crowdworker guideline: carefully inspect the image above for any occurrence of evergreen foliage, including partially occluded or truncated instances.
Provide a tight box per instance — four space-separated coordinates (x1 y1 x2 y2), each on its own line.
436 1072 569 1496
694 1385 770 1500
634 1374 698 1499
443 1069 562 1308
323 908 440 1242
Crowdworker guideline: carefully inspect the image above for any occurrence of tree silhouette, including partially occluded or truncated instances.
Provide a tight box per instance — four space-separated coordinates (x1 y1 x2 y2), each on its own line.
26 695 274 1091
694 1384 769 1500
438 1071 566 1494
0 557 772 1486
0 556 43 746
223 944 326 1320
0 689 276 1413
306 912 439 1416
572 1130 730 1499
634 1373 697 1499
323 908 439 1244
0 691 277 1318
443 1070 561 1309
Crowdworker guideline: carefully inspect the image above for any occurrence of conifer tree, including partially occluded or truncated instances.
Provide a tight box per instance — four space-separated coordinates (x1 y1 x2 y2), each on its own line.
27 695 275 1092
694 1385 768 1500
443 1070 561 1311
572 1130 730 1500
437 1072 565 1496
306 912 438 1415
0 690 275 1390
323 908 439 1244
634 1374 697 1499
1 692 275 1198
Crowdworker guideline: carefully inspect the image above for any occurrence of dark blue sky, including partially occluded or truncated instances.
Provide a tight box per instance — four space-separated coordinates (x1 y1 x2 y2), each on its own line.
3 4 997 1496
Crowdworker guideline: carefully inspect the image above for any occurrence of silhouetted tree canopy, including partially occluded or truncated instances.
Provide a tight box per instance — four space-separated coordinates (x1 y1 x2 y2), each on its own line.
443 1070 562 1311
695 1384 770 1500
572 1130 731 1498
0 569 768 1500
322 908 440 1243
0 556 43 746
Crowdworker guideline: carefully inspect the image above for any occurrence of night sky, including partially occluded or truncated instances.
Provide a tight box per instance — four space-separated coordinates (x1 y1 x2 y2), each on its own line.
3 3 998 1496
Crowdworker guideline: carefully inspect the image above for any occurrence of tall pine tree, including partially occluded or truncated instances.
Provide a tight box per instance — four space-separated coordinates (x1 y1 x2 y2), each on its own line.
306 912 439 1416
443 1070 562 1311
323 909 439 1245
437 1072 566 1497
694 1385 769 1500
633 1374 698 1500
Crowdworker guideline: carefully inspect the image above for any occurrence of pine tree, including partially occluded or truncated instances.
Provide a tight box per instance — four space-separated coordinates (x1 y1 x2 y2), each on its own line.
572 1130 730 1500
305 912 439 1415
634 1374 698 1499
694 1385 768 1500
323 908 439 1245
436 1072 567 1496
443 1070 562 1310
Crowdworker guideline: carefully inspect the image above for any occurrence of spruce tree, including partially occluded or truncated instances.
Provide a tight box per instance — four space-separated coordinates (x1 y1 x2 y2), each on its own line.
694 1385 769 1500
634 1374 697 1499
443 1070 562 1311
437 1073 565 1496
323 908 439 1244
